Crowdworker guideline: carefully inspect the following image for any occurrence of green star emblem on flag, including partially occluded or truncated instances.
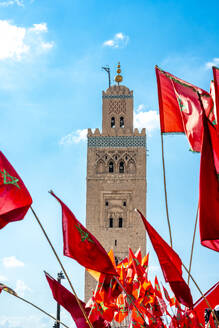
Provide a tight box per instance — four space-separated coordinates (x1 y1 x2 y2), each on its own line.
75 224 94 243
119 304 127 313
177 96 187 112
0 169 20 189
133 258 140 266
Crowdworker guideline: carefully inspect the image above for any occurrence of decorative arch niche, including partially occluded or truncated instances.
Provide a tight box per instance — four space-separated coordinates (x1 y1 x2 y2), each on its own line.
127 159 136 174
96 160 105 174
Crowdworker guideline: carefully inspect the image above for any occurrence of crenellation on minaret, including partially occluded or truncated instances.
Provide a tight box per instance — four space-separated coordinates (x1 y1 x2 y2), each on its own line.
85 64 146 302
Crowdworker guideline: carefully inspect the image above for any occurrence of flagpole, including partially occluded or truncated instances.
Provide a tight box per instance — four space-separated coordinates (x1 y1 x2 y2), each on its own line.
182 262 219 325
30 206 94 328
187 205 199 285
3 289 70 328
160 133 173 247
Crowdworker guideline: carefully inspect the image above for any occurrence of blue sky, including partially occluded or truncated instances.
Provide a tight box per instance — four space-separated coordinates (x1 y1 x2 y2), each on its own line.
0 0 219 327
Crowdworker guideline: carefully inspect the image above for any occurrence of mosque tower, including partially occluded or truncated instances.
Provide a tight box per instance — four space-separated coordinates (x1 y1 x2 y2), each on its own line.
85 63 147 301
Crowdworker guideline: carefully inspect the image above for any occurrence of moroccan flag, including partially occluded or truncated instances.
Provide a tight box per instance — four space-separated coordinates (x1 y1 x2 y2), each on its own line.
155 66 184 133
213 66 219 131
129 248 145 282
137 210 193 308
0 151 32 229
155 66 214 152
154 277 162 299
199 115 219 252
86 296 116 322
45 272 110 328
194 281 219 327
114 294 128 323
45 271 88 328
50 191 117 275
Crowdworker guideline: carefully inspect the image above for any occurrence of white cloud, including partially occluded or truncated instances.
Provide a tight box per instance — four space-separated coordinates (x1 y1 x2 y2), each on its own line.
0 20 54 61
0 0 24 7
40 41 54 50
115 32 124 40
134 109 160 132
103 32 129 48
15 280 31 297
103 39 115 47
205 58 219 69
59 129 88 145
2 256 24 268
29 23 48 33
0 275 8 282
0 20 28 60
136 104 145 112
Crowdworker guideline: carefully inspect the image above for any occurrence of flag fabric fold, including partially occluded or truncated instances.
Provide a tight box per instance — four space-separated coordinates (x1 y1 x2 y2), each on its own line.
137 210 193 308
0 151 32 229
213 66 219 131
50 191 117 275
171 78 204 152
199 115 219 252
155 66 214 152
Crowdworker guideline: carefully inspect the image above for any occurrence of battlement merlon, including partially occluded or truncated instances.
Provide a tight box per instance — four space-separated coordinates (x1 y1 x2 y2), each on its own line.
87 127 146 137
102 85 133 98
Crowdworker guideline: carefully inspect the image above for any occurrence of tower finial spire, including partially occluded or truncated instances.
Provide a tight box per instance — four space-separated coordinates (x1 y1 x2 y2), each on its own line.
115 62 123 85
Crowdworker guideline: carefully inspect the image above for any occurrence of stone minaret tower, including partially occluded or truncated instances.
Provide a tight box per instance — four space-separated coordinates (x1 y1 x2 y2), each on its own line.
85 63 146 301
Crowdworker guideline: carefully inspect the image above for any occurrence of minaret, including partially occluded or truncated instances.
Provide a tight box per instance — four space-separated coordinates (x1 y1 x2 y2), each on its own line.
85 63 147 301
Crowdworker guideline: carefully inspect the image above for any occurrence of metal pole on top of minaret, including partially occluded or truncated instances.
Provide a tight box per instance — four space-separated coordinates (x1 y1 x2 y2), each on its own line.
53 271 65 328
102 66 111 88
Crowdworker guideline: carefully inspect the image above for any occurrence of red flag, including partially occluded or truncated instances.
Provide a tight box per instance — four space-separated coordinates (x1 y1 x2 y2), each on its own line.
213 66 219 132
155 66 184 133
50 191 117 275
114 294 128 323
45 272 110 328
199 115 219 252
154 277 162 299
129 249 145 282
155 66 214 152
137 210 193 308
194 281 219 327
0 151 32 229
162 285 171 303
45 271 88 328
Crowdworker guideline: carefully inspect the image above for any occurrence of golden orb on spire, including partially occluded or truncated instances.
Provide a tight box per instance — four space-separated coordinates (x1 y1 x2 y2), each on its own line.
115 62 123 85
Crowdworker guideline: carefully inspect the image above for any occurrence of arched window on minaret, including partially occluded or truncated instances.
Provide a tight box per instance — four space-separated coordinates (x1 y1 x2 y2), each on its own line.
119 161 124 173
111 117 115 128
109 161 114 173
120 116 124 128
119 218 123 228
109 218 113 228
